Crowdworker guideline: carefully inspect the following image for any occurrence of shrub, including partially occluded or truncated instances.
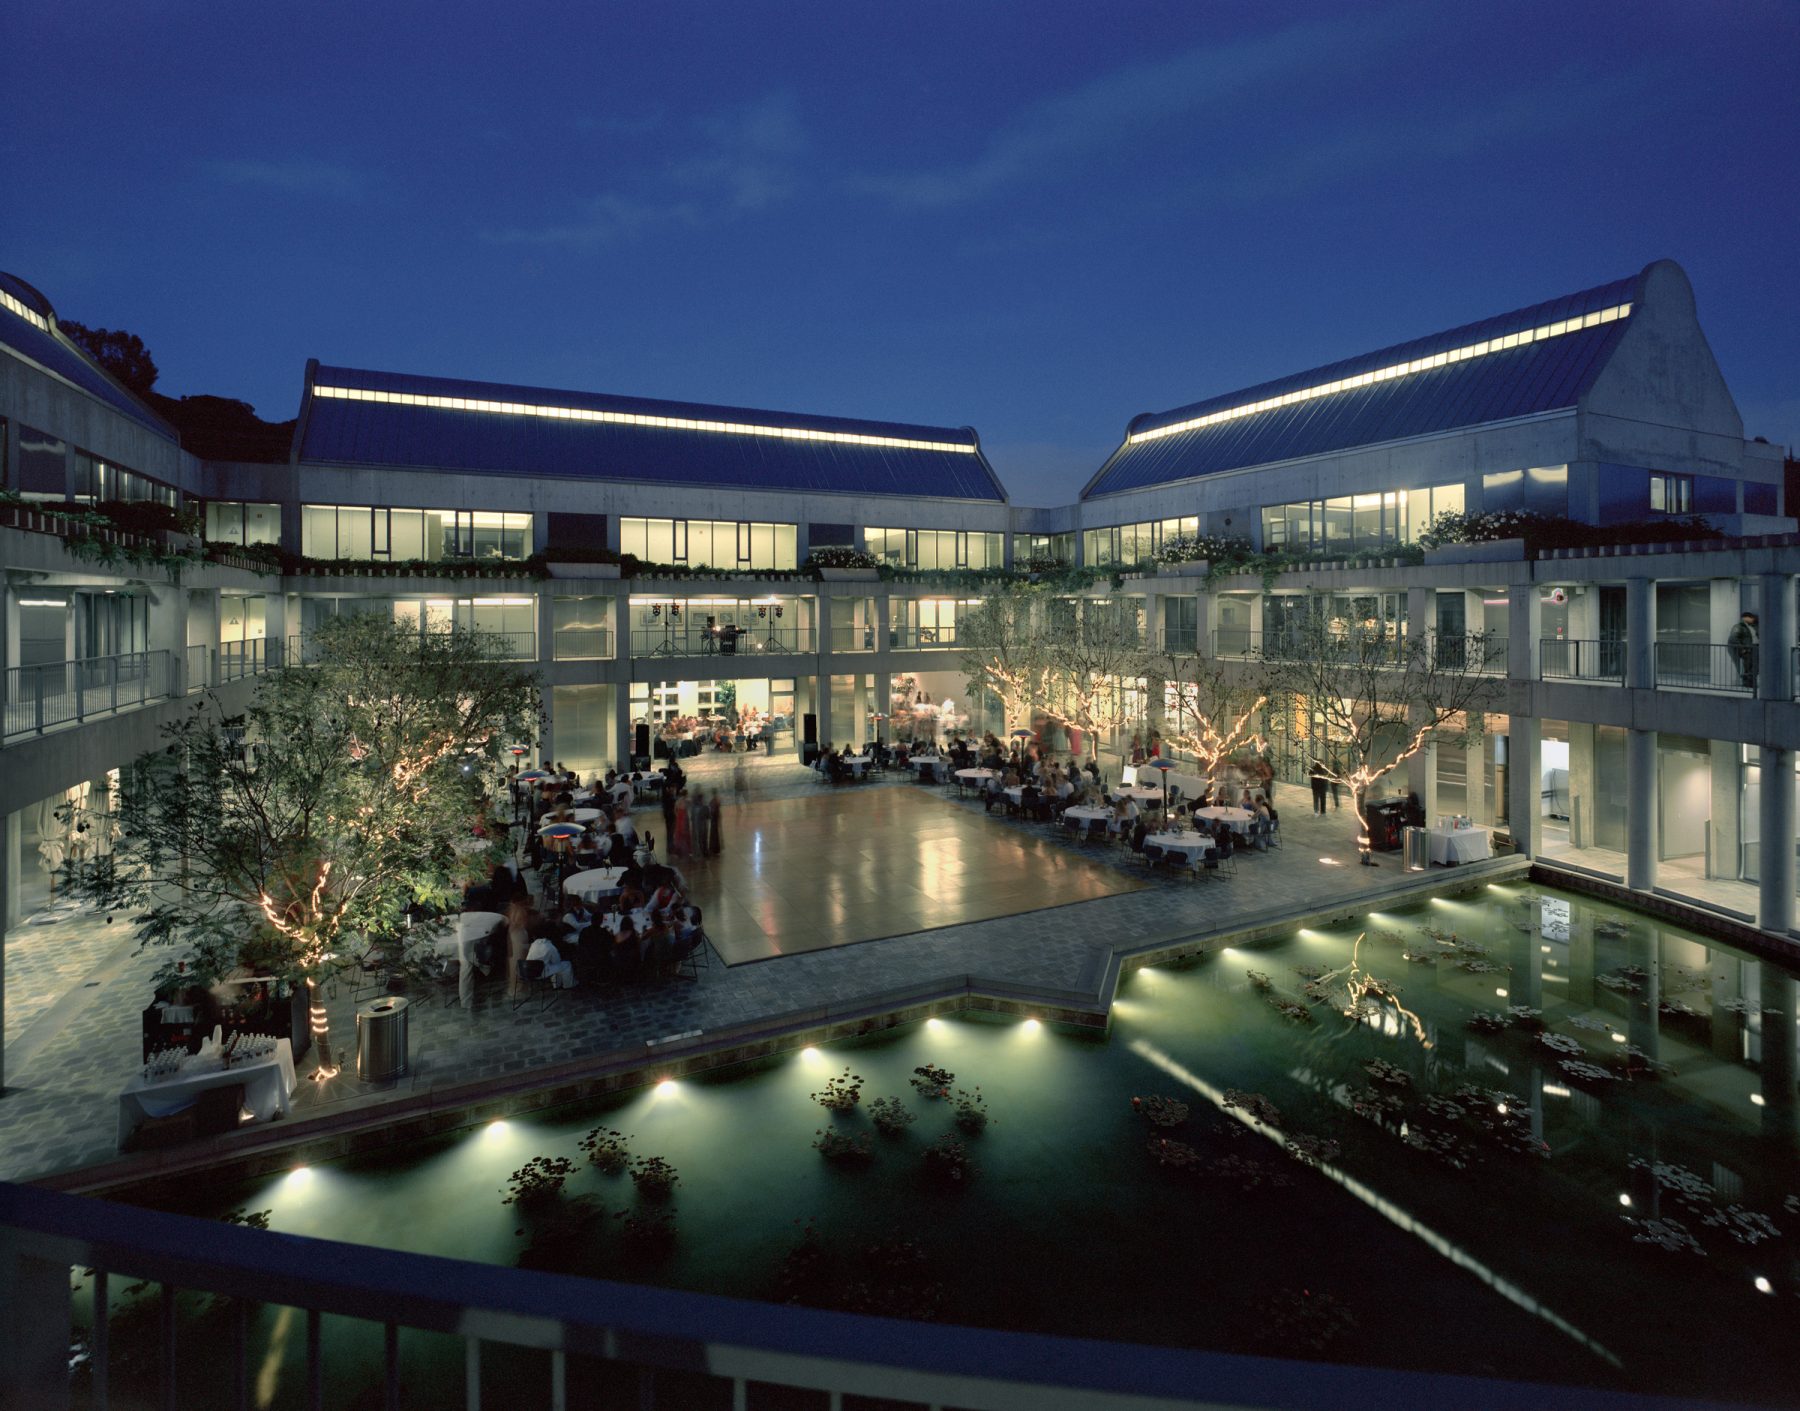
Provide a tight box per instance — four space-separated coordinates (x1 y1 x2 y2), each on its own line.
813 1128 875 1163
869 1096 916 1135
502 1155 577 1206
951 1087 990 1134
630 1155 680 1200
579 1126 632 1174
909 1064 954 1098
811 1067 865 1113
922 1135 976 1185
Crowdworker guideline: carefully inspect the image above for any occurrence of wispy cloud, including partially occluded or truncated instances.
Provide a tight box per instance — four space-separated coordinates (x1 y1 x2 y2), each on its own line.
207 158 368 198
485 93 807 248
854 12 1409 209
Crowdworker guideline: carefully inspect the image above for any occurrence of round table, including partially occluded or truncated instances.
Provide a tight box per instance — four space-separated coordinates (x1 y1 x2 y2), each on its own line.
840 756 871 776
910 757 949 781
1110 786 1165 807
1194 805 1255 834
567 807 602 823
1063 805 1114 825
1144 830 1214 861
954 768 998 794
564 867 628 902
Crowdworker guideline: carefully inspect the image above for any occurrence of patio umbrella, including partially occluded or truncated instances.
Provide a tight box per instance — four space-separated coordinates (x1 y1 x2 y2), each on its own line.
1145 756 1177 812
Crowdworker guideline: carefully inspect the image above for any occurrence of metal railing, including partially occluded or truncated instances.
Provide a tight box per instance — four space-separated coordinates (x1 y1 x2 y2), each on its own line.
551 627 613 660
889 625 960 649
2 649 172 740
217 638 269 682
3 1179 1642 1411
1156 627 1199 654
453 628 537 661
1212 629 1399 664
636 623 814 657
828 625 878 652
1540 638 1625 683
1431 634 1508 674
185 643 210 691
1654 641 1758 694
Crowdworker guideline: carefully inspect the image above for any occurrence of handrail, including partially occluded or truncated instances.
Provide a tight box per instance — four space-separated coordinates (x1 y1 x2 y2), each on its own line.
551 627 613 660
2 649 172 741
1539 638 1625 683
0 1180 1696 1411
1653 640 1758 695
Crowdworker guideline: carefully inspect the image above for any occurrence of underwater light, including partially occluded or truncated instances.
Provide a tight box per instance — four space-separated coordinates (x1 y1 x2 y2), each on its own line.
286 1166 312 1184
801 1046 820 1060
485 1120 508 1139
926 1017 944 1029
1495 988 1508 998
1755 1277 1773 1294
1750 1093 1766 1107
1023 1018 1042 1031
1618 1194 1632 1207
657 1078 677 1093
1610 1033 1627 1043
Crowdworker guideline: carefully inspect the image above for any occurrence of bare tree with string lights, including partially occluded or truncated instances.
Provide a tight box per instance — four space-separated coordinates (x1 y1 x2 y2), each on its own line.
1151 646 1274 779
956 584 1052 737
66 614 539 1078
1262 614 1501 865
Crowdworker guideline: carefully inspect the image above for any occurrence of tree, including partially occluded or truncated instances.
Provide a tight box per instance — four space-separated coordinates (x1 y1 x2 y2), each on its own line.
59 321 160 394
1152 647 1272 778
67 616 540 1076
956 584 1050 736
1263 615 1502 864
1040 594 1149 759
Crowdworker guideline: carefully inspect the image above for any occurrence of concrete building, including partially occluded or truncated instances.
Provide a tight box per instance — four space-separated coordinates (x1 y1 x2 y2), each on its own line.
4 258 1797 1087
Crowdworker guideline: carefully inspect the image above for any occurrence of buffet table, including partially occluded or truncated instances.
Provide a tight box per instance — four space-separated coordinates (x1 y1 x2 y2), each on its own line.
118 1038 295 1147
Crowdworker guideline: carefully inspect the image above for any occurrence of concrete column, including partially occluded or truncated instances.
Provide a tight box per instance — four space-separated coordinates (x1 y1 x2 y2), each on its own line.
1627 728 1657 892
1406 585 1431 646
1246 593 1264 646
1759 572 1794 702
1708 741 1741 880
1760 746 1795 937
190 587 220 690
1568 721 1595 848
1626 577 1654 690
146 583 184 696
0 806 10 1091
532 510 553 559
874 593 891 655
875 669 892 744
264 591 290 668
1508 583 1541 682
1760 965 1798 1148
1195 591 1216 657
1465 737 1487 825
1507 715 1541 857
1709 577 1741 651
614 680 635 771
816 670 835 752
1405 703 1436 818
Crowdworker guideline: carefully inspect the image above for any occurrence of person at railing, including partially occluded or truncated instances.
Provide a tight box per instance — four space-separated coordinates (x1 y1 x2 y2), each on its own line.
1729 611 1760 689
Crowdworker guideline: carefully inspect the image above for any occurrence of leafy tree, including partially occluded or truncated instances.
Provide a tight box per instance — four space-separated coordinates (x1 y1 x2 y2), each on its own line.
1040 594 1149 758
67 616 539 1075
956 584 1050 735
1152 646 1272 777
59 321 160 394
1262 615 1501 864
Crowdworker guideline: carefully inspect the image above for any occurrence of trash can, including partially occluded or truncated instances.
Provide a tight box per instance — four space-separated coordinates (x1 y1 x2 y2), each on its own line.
1402 826 1429 872
356 996 410 1082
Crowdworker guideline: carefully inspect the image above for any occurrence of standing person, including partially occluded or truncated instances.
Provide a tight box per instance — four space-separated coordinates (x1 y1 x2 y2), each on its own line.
690 789 712 860
1728 610 1760 690
672 789 692 860
1328 753 1343 811
709 786 724 855
733 753 749 801
1309 759 1330 815
660 773 678 849
504 886 532 1000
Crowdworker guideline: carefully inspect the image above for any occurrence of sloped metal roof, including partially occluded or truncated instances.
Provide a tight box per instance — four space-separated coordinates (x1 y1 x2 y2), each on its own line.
1083 272 1645 500
0 272 177 441
299 364 1006 502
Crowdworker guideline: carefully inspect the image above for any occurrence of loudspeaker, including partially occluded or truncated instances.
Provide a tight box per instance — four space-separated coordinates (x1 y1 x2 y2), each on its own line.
803 712 817 745
635 723 650 758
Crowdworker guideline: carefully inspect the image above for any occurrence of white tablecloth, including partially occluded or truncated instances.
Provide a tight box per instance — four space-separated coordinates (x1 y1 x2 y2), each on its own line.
118 1038 296 1146
841 756 871 776
1111 786 1165 806
910 758 949 780
1194 805 1256 835
1062 805 1114 826
1428 826 1493 865
564 867 628 901
1145 831 1214 860
566 807 602 823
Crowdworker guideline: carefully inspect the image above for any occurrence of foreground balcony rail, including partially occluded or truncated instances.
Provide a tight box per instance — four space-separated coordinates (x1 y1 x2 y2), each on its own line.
637 623 816 657
1653 641 1758 695
1540 638 1626 683
2 1180 1674 1411
2 649 172 741
551 627 614 661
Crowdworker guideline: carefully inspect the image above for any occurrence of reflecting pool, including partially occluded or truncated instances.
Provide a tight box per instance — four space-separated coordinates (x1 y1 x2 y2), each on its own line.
98 884 1800 1407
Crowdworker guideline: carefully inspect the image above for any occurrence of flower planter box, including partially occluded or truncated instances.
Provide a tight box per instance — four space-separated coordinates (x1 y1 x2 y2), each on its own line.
817 567 880 581
548 561 621 578
1422 537 1526 566
1155 560 1211 578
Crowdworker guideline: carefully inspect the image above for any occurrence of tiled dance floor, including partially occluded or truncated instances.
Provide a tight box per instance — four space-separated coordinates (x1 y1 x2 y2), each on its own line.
674 784 1144 963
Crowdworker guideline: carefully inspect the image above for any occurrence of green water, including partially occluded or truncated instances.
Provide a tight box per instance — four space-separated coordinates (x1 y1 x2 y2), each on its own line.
93 883 1800 1407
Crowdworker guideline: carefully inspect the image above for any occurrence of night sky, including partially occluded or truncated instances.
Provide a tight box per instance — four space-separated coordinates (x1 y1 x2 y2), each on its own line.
8 1 1796 503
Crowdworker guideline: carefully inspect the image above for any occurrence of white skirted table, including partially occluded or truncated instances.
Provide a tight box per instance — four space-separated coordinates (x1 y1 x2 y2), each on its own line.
1144 831 1214 862
117 1038 296 1148
564 867 628 902
1193 805 1256 835
1428 826 1493 865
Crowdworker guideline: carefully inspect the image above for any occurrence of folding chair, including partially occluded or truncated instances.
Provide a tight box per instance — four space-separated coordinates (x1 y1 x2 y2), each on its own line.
512 957 557 1012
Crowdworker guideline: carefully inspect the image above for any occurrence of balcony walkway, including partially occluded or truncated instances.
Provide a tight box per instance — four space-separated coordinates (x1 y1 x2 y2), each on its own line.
0 771 1523 1185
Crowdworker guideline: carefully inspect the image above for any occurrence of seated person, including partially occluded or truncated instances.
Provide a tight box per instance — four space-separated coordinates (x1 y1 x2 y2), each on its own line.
608 919 643 981
525 933 576 989
561 899 595 941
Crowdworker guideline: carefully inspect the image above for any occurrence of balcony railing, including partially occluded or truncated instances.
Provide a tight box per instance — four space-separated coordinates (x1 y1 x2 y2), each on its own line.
455 629 537 661
1654 640 1758 695
1156 627 1199 654
1431 634 1509 674
551 627 613 660
828 625 878 652
0 1178 1595 1411
2 649 172 740
636 624 815 657
1539 638 1625 683
185 642 210 691
217 638 270 683
889 625 960 649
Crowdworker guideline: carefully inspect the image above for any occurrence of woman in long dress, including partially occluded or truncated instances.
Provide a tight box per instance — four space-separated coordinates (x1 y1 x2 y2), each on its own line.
671 791 692 859
504 888 532 999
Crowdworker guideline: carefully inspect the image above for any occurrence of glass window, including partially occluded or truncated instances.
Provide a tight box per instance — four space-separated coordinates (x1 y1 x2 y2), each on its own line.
1651 473 1695 514
17 426 67 500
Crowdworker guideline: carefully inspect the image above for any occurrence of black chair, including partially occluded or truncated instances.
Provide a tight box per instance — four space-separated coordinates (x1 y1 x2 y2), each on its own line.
512 957 557 1012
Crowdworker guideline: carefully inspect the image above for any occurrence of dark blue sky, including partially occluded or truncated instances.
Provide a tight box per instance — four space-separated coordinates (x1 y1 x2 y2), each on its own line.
9 1 1796 503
